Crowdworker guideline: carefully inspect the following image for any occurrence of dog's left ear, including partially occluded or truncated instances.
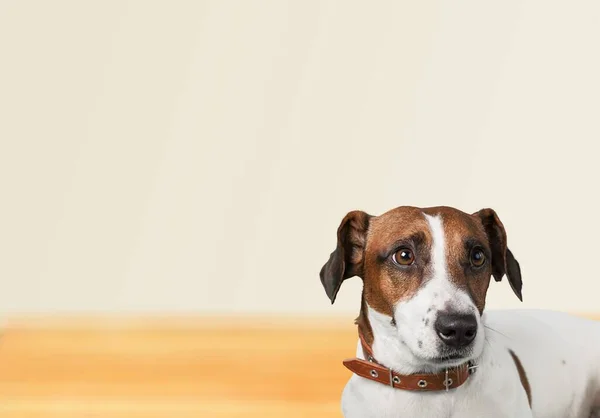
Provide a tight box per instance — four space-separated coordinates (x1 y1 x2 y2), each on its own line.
474 208 523 301
319 210 371 304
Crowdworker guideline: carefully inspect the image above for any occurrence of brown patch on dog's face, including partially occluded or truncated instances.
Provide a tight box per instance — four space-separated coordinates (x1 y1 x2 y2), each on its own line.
361 206 433 317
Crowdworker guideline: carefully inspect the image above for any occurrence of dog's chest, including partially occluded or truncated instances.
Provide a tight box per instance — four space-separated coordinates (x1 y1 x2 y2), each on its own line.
342 380 454 418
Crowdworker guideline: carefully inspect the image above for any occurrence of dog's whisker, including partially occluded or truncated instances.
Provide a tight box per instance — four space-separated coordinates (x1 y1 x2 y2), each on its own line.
483 324 511 340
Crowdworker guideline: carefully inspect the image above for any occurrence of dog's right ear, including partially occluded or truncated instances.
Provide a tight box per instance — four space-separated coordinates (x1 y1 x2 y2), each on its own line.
474 208 523 301
320 211 371 304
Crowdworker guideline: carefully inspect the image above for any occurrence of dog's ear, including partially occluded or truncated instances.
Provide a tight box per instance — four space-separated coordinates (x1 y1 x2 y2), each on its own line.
474 208 523 301
320 211 371 304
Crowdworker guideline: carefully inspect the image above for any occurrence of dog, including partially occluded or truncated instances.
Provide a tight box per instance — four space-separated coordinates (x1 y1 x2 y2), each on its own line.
320 206 600 418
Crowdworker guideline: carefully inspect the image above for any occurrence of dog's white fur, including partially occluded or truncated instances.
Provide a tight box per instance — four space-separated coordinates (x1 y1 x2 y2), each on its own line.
341 215 600 417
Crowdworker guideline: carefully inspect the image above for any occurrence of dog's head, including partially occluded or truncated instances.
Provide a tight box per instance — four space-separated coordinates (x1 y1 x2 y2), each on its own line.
320 206 522 367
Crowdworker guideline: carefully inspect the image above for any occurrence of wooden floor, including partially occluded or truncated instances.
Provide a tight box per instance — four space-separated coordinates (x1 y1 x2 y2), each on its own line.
0 314 596 417
0 316 358 418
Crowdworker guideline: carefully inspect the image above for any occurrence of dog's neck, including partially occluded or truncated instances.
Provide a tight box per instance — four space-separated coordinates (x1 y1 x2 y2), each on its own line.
356 302 479 375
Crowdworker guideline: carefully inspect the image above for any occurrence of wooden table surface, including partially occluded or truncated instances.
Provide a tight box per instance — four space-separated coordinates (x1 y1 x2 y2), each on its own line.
0 316 358 418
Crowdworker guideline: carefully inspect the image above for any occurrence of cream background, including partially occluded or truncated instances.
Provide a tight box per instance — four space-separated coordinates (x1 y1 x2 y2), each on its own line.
1 1 599 314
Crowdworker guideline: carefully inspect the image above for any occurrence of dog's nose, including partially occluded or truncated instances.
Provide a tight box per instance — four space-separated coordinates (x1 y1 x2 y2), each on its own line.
434 313 478 348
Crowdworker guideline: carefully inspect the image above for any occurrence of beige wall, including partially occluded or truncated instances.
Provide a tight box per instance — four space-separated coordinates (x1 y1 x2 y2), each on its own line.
1 1 599 314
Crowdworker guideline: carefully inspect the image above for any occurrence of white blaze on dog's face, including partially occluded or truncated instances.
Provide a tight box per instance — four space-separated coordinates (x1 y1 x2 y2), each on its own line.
320 206 523 369
390 212 487 365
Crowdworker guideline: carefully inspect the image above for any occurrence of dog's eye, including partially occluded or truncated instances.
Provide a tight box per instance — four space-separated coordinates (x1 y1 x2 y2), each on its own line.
470 248 486 267
392 248 414 266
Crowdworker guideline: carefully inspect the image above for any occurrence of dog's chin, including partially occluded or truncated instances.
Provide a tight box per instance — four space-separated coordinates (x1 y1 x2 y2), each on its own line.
411 344 476 369
421 352 472 368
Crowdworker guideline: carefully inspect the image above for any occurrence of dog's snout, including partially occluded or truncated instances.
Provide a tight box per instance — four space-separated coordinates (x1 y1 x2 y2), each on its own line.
434 313 477 348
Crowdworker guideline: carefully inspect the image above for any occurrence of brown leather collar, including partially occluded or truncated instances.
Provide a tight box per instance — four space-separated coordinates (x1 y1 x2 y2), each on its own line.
343 330 477 392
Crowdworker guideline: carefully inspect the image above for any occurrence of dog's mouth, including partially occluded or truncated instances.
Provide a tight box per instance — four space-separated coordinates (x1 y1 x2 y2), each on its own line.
429 353 465 362
406 343 473 368
423 350 472 367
